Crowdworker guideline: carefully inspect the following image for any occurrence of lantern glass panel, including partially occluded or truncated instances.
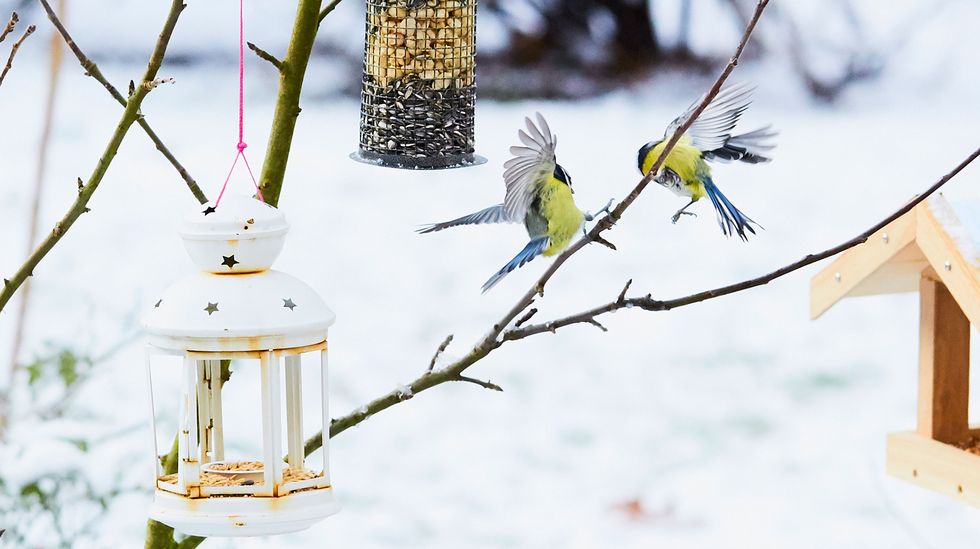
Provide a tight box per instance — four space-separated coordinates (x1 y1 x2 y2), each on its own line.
219 359 265 465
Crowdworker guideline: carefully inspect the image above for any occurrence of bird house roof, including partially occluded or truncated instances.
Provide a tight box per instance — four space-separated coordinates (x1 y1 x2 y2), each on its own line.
810 194 980 322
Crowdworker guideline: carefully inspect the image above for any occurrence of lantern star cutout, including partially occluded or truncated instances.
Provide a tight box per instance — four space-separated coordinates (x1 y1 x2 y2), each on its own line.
221 255 240 269
202 206 217 216
283 298 297 310
204 302 219 315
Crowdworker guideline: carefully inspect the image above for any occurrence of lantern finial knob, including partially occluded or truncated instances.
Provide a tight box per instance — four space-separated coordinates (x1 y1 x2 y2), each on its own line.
179 195 288 273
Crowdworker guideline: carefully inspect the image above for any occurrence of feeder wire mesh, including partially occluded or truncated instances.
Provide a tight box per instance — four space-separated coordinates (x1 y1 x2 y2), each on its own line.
356 0 481 169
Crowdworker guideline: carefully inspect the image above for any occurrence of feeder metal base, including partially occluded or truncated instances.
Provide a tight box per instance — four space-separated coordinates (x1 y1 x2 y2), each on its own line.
350 149 487 170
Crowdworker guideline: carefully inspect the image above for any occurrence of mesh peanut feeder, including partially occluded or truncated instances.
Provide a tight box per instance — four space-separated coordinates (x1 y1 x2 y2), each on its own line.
352 0 485 169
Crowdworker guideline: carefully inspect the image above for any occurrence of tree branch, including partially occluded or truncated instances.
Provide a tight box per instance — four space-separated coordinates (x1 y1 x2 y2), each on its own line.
257 0 322 207
247 41 282 70
456 375 504 392
317 0 343 25
0 23 34 87
0 0 186 310
37 0 207 204
0 12 18 43
428 334 453 372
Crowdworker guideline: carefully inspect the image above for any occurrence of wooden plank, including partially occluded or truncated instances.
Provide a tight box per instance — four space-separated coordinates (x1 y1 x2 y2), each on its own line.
847 244 929 297
916 199 980 327
810 209 919 319
917 275 971 443
887 431 980 507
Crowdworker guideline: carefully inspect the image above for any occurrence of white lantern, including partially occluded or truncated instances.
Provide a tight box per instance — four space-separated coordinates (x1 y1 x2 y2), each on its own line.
142 196 339 537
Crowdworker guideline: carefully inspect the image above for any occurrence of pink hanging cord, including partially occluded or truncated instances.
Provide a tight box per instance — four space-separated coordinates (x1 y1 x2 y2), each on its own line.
214 0 263 208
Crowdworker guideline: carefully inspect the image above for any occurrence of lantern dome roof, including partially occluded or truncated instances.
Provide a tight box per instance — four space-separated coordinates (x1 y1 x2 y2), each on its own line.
143 195 334 352
143 270 335 351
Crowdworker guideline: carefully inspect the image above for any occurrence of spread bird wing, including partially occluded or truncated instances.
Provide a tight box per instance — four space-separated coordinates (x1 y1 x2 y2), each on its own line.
502 113 557 221
416 204 515 234
703 125 778 164
664 82 756 152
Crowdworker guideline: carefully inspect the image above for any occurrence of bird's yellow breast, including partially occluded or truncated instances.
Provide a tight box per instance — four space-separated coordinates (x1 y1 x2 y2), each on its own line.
641 137 708 199
540 177 583 256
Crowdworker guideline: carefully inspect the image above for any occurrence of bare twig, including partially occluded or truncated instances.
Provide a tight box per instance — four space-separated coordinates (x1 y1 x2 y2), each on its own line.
428 334 453 372
616 279 633 304
141 76 175 91
586 319 608 332
0 24 35 87
456 376 503 392
247 41 282 70
0 12 17 43
514 308 538 328
0 0 186 315
37 0 207 204
318 0 344 25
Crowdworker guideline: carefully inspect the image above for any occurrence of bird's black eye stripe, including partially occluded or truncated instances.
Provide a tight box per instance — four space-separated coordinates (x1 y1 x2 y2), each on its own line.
637 140 660 173
553 164 572 186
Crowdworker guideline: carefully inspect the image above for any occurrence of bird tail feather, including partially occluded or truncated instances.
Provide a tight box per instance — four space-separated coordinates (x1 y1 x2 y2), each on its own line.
417 204 512 234
702 179 759 241
481 236 550 293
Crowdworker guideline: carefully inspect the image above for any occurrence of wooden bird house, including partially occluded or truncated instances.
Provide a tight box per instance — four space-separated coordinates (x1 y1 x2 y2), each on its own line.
811 194 980 505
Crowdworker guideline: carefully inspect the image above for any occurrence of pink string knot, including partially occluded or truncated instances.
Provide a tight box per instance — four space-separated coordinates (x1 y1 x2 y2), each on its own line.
237 142 248 152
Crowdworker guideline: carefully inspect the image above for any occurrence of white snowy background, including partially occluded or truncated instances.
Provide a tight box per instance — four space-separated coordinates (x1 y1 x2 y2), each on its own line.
1 0 980 547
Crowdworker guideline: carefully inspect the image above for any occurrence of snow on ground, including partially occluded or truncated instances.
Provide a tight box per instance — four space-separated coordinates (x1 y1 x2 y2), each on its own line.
1 3 980 547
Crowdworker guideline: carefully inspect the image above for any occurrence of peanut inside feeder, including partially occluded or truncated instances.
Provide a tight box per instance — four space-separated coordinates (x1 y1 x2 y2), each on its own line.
159 461 322 487
357 0 480 168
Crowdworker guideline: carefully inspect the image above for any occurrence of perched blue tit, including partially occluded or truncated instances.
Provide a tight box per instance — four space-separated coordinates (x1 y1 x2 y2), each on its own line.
637 83 776 241
420 113 606 292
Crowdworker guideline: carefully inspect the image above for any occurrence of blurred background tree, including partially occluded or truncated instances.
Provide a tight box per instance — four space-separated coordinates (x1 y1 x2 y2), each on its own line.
0 0 897 100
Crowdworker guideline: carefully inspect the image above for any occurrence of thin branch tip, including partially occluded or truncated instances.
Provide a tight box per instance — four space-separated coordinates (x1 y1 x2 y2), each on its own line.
617 280 633 303
0 19 35 87
457 375 503 392
142 77 175 91
514 308 538 328
427 334 454 372
587 319 608 332
593 235 617 251
0 12 17 44
247 41 283 70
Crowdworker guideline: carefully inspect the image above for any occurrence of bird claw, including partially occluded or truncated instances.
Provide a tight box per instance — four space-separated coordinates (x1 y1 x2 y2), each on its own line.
584 198 616 222
670 211 697 224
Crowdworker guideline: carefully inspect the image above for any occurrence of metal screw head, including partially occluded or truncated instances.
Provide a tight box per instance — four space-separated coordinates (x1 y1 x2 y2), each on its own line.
834 272 842 282
944 261 952 272
882 233 890 243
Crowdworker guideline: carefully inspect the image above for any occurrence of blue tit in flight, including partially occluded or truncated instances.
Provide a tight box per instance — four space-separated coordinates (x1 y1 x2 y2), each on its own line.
637 83 776 241
420 113 610 292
